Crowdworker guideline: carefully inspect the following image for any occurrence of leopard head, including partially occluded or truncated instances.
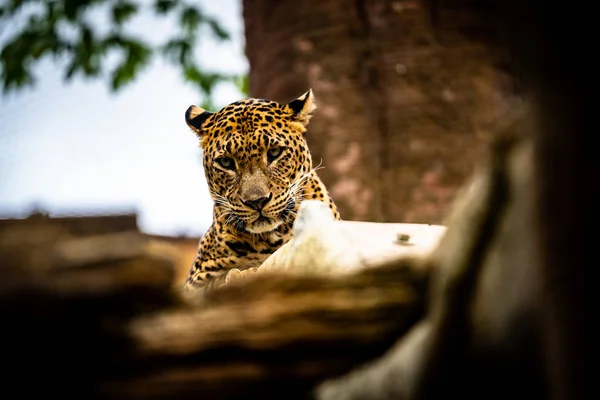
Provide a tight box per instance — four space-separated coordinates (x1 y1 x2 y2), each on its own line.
185 90 316 234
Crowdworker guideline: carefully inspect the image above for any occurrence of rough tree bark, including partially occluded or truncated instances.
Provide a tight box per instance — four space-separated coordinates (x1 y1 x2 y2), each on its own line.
243 0 518 224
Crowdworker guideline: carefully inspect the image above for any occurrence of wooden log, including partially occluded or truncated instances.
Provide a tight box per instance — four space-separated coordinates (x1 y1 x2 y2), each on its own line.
213 201 446 294
111 261 426 399
1 218 428 399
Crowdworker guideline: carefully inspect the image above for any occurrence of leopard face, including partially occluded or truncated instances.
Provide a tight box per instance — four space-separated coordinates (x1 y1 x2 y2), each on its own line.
185 91 317 234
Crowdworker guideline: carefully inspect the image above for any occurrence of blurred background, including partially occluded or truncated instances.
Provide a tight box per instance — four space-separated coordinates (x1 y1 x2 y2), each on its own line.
0 0 518 283
0 0 246 237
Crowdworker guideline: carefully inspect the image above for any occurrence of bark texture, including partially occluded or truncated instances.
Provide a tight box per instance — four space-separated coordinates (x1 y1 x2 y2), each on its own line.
243 0 517 223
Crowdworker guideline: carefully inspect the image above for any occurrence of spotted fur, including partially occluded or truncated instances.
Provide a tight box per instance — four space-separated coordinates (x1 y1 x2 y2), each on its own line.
183 90 340 293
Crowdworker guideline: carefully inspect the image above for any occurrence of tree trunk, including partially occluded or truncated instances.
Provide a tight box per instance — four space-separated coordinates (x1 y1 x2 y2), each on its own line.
243 0 517 223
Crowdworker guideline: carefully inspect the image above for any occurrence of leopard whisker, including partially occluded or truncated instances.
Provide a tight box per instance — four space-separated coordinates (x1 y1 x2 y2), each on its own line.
213 204 235 222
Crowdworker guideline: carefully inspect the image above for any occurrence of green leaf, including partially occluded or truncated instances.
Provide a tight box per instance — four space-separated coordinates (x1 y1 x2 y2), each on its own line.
64 58 80 80
0 0 233 99
76 24 103 76
81 24 93 51
0 52 34 92
161 38 191 65
183 66 227 96
45 0 58 21
102 33 125 49
180 6 202 35
206 17 229 41
110 38 151 90
111 1 138 26
63 0 86 21
153 0 178 14
183 64 202 84
63 0 106 21
30 36 59 59
0 32 35 91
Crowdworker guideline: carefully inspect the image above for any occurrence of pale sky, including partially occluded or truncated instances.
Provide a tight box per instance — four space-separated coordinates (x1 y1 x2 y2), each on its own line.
0 0 246 236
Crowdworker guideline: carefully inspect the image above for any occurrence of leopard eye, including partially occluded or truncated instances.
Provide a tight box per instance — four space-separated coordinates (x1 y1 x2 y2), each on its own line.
216 157 235 170
267 147 284 163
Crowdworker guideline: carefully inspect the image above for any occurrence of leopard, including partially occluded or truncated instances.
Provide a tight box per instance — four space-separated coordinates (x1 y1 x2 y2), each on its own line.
183 89 340 294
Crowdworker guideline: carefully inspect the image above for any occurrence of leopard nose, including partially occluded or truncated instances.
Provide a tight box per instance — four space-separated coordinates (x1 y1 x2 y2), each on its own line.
243 193 272 211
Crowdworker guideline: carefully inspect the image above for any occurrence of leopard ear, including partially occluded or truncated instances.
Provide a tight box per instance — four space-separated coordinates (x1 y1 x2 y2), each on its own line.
286 89 316 128
185 105 214 136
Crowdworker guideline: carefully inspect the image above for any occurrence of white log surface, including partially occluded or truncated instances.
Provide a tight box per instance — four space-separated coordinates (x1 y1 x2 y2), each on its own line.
227 201 446 284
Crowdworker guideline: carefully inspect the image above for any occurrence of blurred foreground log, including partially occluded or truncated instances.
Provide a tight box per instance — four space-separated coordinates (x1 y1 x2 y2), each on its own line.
1 216 429 398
